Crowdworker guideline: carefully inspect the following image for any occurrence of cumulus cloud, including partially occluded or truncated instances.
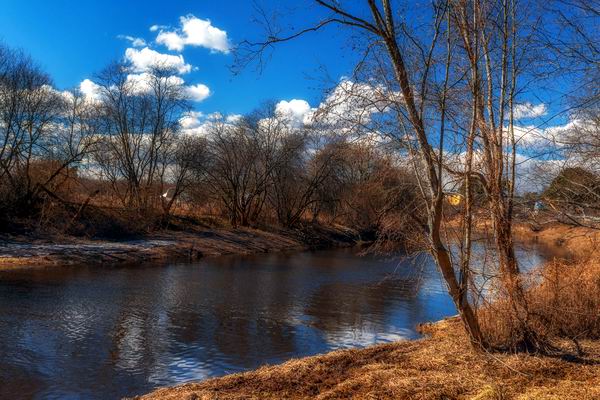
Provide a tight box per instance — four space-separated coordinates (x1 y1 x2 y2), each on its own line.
514 102 548 119
79 73 209 104
275 99 314 126
544 119 585 142
270 80 403 139
119 47 209 101
155 15 230 53
226 114 242 123
179 111 205 133
513 119 587 150
125 47 191 74
179 111 239 136
123 73 209 102
79 79 102 101
117 35 147 48
316 80 400 126
185 84 211 102
441 148 560 194
124 72 183 94
516 156 565 194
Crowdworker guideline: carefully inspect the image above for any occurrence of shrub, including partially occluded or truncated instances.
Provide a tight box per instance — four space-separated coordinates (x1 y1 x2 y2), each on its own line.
479 258 600 350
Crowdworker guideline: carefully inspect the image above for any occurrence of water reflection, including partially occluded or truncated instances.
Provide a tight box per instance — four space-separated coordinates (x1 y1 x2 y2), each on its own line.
0 246 544 399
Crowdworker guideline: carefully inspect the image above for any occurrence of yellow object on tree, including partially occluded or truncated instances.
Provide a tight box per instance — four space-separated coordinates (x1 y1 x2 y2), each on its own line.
446 193 462 206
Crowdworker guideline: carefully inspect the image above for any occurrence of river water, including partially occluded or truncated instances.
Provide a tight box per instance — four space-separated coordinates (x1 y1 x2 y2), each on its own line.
0 245 546 399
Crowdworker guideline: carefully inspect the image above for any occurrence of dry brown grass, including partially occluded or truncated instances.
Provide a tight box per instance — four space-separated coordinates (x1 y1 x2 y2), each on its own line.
478 258 600 351
134 317 600 400
512 222 600 260
476 223 600 351
529 260 600 340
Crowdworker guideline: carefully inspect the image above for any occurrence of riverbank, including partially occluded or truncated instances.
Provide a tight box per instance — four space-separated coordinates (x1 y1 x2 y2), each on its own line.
136 222 600 400
513 221 600 260
134 316 600 400
0 223 358 270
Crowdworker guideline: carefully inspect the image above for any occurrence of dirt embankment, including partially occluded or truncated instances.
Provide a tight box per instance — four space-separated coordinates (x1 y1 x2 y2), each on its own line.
0 224 358 270
135 222 600 400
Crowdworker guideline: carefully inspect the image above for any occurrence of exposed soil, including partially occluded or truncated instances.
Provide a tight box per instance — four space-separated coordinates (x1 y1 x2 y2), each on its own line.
0 223 358 270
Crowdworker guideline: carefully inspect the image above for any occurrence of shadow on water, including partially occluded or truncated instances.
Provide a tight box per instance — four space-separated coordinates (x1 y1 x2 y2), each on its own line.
0 245 547 399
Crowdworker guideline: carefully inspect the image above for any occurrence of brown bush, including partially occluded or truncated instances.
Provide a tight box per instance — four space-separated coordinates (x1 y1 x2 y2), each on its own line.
479 259 600 350
530 260 600 339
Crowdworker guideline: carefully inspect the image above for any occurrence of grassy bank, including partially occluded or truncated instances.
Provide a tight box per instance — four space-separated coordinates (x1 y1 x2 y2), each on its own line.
134 316 600 400
135 223 600 400
0 220 358 270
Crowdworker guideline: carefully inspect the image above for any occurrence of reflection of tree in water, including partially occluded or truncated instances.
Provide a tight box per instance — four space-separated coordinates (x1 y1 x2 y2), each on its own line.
207 256 302 366
304 272 427 335
108 255 308 371
106 269 177 391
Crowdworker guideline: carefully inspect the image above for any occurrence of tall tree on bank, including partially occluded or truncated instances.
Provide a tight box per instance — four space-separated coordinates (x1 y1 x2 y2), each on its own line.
238 0 540 350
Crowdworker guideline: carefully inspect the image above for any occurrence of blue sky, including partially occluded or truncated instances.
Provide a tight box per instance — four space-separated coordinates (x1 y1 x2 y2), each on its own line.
0 0 578 137
0 0 359 115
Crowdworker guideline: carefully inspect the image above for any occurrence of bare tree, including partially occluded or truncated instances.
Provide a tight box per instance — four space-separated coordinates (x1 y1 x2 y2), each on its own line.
238 0 490 347
0 44 97 220
201 107 295 227
238 0 553 350
267 125 350 227
93 62 191 214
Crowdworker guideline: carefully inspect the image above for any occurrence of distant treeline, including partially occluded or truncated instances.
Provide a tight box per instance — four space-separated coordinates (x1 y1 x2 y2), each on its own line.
0 43 422 238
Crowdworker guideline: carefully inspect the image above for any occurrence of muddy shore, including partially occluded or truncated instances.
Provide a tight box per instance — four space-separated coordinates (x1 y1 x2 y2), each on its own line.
0 224 358 270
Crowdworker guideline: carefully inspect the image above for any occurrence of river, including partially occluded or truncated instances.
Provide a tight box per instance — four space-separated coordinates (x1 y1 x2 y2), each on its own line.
0 245 547 399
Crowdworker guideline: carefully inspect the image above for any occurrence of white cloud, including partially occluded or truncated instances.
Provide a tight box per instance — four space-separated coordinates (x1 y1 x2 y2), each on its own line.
78 73 209 104
269 80 404 139
149 25 165 32
125 47 191 74
273 80 401 132
545 119 584 142
185 84 211 102
124 73 209 102
79 79 102 101
226 114 242 123
275 99 314 126
311 79 401 135
441 148 558 194
125 72 185 94
514 102 548 119
179 111 240 136
156 31 186 52
155 15 230 53
513 119 587 150
510 153 577 194
179 113 211 137
118 35 147 48
179 111 205 132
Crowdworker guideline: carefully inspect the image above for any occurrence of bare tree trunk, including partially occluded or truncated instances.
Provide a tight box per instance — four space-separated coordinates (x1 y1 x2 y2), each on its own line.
431 206 486 347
